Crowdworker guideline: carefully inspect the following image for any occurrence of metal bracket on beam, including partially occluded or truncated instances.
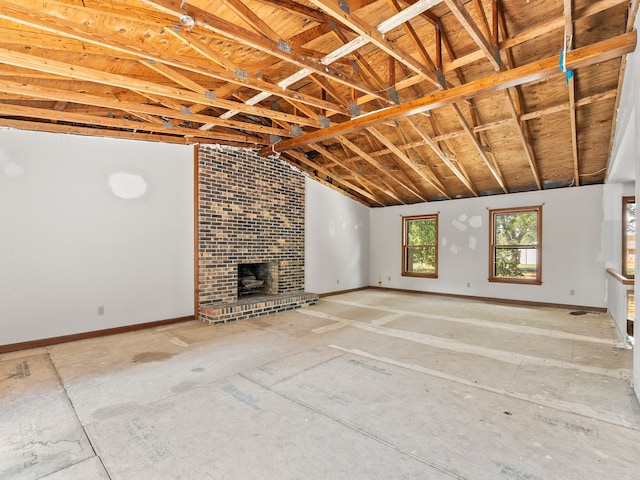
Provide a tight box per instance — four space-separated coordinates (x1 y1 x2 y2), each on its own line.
349 101 361 117
389 87 400 105
291 125 303 137
338 0 350 15
235 68 248 81
494 45 502 70
269 134 281 145
204 91 216 100
436 68 446 89
180 106 191 115
319 115 330 128
163 120 173 129
278 39 291 54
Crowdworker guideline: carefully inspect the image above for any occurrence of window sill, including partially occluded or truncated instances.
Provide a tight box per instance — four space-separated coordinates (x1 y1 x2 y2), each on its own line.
488 278 542 285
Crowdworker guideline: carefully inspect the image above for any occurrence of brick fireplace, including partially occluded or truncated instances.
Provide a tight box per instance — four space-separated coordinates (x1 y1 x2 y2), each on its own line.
197 145 318 324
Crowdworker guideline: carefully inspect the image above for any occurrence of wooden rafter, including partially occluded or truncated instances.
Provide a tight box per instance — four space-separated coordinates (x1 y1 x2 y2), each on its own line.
443 0 500 70
0 102 261 144
0 0 632 205
0 47 327 127
216 0 445 122
386 0 440 83
0 118 201 144
220 0 282 42
305 0 442 88
495 1 542 190
336 136 426 202
0 80 288 137
564 0 581 186
451 104 508 193
140 0 383 98
263 32 637 153
284 149 384 205
503 89 542 189
312 88 618 162
406 117 478 196
307 142 386 204
368 127 451 198
0 2 348 116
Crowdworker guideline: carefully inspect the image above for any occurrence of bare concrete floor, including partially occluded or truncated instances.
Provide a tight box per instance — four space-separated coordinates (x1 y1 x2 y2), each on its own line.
1 290 639 480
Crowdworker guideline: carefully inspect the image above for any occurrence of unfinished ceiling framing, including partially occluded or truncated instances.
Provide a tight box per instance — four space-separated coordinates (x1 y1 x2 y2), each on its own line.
0 0 637 206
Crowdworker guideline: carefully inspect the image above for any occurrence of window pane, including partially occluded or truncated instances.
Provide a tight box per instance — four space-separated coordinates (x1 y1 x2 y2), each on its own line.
403 215 438 278
494 212 538 246
494 247 538 279
407 219 436 245
490 206 541 284
406 246 436 274
625 200 635 277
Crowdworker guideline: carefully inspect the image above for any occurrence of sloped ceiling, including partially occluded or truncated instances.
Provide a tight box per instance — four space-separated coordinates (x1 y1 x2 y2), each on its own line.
0 0 637 206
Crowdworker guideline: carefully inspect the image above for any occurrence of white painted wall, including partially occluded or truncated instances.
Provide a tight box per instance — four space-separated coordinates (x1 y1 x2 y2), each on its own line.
370 185 608 308
305 178 370 294
608 12 640 406
0 129 194 345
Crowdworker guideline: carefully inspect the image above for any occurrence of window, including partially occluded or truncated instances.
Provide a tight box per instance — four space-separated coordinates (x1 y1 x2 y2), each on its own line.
489 206 542 284
402 214 438 278
623 196 635 278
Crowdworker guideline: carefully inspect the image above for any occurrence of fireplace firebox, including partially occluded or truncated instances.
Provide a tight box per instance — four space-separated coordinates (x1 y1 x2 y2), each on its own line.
237 262 278 297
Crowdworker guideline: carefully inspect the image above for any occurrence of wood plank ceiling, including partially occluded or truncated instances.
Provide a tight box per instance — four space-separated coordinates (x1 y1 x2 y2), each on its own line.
0 0 637 206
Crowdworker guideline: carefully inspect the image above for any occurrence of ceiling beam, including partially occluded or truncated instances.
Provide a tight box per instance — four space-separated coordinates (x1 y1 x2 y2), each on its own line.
140 0 383 98
0 118 199 145
496 2 542 190
283 149 384 205
447 0 626 72
386 0 441 84
220 0 282 41
0 103 260 144
336 136 427 202
305 0 442 88
262 31 637 153
218 0 442 121
253 0 340 23
451 104 508 193
0 1 348 116
503 90 542 189
443 0 500 70
564 0 581 186
368 127 451 198
0 47 324 128
333 88 617 159
0 80 289 137
307 142 388 203
406 117 478 196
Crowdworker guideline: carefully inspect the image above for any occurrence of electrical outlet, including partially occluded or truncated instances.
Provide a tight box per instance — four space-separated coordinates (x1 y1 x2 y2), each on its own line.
570 289 575 296
337 278 340 284
467 282 471 288
97 306 105 316
387 276 391 281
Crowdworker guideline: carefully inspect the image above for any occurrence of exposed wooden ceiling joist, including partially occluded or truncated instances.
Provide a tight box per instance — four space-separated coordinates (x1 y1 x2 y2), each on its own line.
0 0 635 206
265 32 637 152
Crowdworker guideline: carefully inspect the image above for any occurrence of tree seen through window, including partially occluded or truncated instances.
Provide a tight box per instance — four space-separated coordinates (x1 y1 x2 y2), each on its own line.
490 206 541 284
403 215 437 277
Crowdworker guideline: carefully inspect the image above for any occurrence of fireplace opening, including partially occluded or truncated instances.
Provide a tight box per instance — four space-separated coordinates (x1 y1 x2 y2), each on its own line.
238 262 278 298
